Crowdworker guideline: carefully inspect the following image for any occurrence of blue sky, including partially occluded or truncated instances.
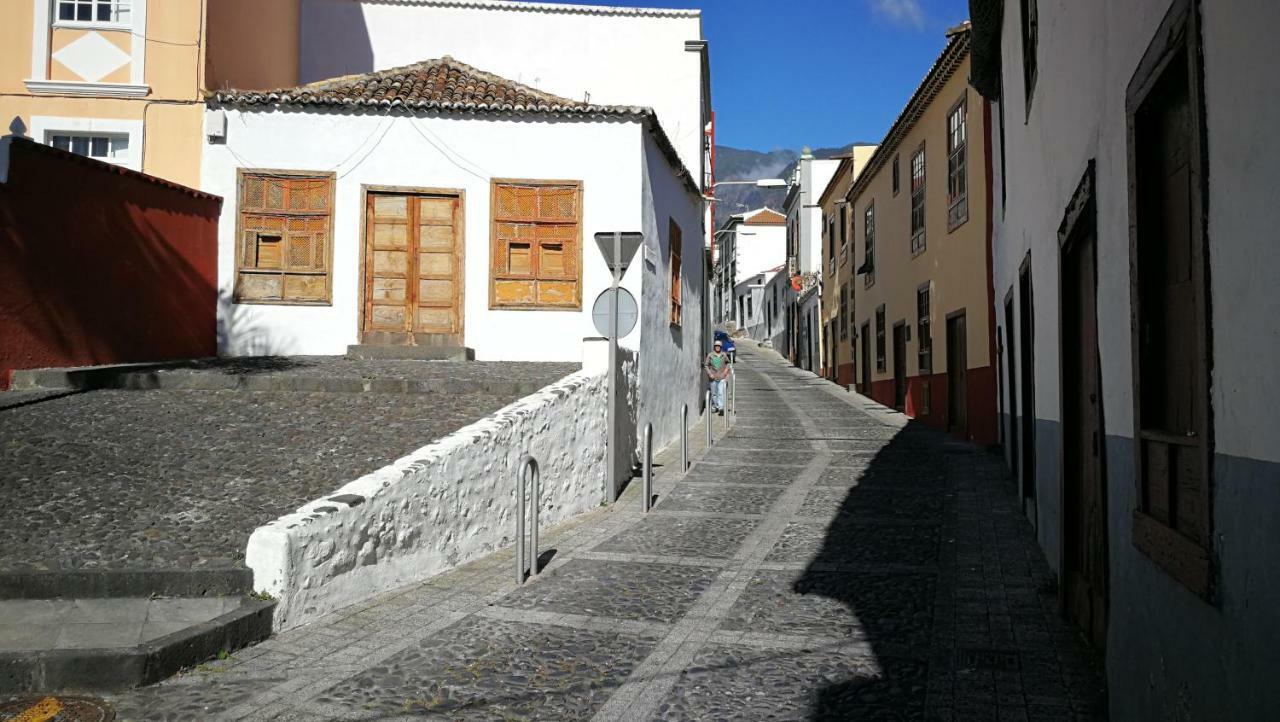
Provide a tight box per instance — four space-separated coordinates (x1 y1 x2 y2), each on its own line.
552 0 971 151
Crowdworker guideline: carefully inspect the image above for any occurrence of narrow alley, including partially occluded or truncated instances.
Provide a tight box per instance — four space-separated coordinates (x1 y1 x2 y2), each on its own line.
106 347 1105 721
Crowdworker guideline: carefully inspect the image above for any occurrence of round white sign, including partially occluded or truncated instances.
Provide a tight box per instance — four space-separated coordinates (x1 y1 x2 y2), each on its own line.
591 288 639 338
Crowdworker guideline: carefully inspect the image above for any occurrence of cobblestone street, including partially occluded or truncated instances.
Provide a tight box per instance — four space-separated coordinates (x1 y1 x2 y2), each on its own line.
101 348 1105 720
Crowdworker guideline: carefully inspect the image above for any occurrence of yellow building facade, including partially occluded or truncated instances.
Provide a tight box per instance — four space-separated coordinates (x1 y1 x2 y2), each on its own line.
841 26 997 445
1 0 299 188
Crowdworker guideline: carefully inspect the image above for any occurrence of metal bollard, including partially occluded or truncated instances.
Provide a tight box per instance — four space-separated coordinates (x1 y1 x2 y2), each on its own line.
642 423 654 512
515 454 540 584
731 369 736 417
681 403 689 472
705 390 713 447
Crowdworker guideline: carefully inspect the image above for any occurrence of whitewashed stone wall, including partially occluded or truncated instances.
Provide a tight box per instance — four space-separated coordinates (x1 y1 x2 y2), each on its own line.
248 365 618 630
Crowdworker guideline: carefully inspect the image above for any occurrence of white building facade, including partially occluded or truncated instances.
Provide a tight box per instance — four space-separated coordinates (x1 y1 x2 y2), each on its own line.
714 207 786 329
971 0 1280 718
297 0 712 206
204 57 706 460
784 150 840 370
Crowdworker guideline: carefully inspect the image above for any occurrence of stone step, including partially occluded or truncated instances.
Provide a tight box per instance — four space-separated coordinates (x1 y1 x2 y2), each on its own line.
345 344 474 361
0 568 253 601
0 595 274 692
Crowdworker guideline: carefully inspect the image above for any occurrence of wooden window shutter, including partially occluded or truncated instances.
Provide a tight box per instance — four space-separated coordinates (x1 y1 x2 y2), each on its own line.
669 219 683 326
235 171 334 305
490 180 583 309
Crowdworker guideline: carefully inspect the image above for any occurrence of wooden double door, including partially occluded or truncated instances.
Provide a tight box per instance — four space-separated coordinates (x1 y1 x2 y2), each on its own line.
362 191 463 345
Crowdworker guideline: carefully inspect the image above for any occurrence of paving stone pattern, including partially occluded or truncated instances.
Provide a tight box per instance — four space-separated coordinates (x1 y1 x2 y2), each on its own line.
0 360 573 571
101 348 1105 720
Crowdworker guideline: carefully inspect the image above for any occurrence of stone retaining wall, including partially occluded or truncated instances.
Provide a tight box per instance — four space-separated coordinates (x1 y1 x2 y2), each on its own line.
247 366 615 630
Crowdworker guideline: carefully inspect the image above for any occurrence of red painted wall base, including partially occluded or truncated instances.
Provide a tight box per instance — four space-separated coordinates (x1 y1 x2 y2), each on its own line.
861 366 998 446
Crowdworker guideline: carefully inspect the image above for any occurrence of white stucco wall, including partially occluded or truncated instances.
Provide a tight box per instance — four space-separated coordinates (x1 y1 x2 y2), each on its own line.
798 158 840 274
731 223 786 286
298 0 707 183
203 108 648 361
638 129 707 455
989 1 1280 718
247 366 613 630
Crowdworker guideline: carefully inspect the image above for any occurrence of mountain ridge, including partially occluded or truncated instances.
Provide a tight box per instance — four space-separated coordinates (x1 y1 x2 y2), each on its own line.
712 142 875 228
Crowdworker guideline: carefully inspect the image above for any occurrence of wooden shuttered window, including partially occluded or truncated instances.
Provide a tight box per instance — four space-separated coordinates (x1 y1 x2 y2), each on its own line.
669 219 683 326
1127 0 1213 599
235 171 334 304
490 180 583 309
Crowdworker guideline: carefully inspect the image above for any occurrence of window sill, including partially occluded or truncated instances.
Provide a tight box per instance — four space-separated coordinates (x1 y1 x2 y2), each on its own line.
911 245 926 259
25 79 150 98
53 20 132 31
232 298 332 307
948 214 970 234
489 304 582 312
1132 510 1214 602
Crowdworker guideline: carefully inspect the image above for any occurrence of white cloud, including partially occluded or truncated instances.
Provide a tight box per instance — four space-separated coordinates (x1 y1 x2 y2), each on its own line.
872 0 927 30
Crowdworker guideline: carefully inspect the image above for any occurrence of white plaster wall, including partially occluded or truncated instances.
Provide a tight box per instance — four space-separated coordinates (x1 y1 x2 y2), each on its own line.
203 108 645 361
247 366 614 630
299 0 707 182
989 1 1280 718
638 129 707 456
799 158 840 274
732 223 786 285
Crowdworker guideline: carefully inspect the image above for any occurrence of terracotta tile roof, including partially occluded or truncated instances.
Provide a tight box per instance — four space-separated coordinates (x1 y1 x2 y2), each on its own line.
209 56 703 197
743 208 786 226
211 56 650 117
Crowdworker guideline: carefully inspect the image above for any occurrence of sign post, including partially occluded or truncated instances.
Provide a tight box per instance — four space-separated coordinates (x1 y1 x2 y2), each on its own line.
594 232 643 504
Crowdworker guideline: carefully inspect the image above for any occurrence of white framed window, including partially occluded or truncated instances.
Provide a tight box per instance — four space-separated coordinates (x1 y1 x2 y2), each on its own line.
56 0 131 26
29 116 143 171
50 133 129 162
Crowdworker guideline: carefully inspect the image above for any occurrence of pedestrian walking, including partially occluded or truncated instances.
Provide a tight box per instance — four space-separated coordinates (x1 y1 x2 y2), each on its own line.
704 340 731 415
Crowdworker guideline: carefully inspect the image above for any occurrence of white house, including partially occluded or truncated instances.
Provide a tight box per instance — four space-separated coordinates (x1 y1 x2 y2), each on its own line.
203 56 706 454
783 149 840 370
296 0 713 208
971 0 1280 718
714 207 786 327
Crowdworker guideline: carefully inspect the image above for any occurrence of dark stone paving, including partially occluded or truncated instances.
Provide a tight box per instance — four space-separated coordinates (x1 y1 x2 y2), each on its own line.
654 484 784 515
0 361 573 571
97 348 1105 720
591 516 759 559
498 559 718 623
315 616 660 720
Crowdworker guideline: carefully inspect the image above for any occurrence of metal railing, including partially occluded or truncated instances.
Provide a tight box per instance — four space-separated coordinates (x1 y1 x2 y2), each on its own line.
705 390 713 448
514 454 540 584
642 423 654 513
681 402 689 473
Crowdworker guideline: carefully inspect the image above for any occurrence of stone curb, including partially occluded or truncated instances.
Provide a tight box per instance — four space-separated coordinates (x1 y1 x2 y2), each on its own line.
0 597 275 693
0 568 253 600
9 366 547 397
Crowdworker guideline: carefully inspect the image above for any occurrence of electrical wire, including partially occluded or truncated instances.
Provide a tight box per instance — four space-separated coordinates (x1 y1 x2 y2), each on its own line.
407 121 490 181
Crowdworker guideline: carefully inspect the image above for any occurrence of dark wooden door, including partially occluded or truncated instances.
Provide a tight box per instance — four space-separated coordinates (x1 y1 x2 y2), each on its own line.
860 322 871 394
363 192 462 344
1062 229 1108 651
946 313 969 435
892 324 907 410
1018 262 1037 506
1005 296 1019 478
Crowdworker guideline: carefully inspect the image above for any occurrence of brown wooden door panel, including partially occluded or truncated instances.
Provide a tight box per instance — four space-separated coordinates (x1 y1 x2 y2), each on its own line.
1063 229 1108 651
947 313 969 435
893 325 907 410
364 192 462 341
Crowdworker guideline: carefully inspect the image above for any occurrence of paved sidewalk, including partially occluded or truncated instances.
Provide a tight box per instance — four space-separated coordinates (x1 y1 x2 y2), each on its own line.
102 348 1105 720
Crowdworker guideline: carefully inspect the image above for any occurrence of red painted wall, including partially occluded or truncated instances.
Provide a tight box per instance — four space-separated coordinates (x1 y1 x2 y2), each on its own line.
0 138 221 388
863 367 998 446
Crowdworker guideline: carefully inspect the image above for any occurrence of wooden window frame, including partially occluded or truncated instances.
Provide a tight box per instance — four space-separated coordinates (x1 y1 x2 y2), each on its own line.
839 204 848 262
910 143 927 256
875 304 887 373
488 178 584 311
863 201 876 288
669 218 683 327
56 0 130 26
1021 0 1039 118
917 283 932 374
233 168 336 306
1125 0 1215 600
947 93 970 231
840 285 849 341
892 153 901 196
